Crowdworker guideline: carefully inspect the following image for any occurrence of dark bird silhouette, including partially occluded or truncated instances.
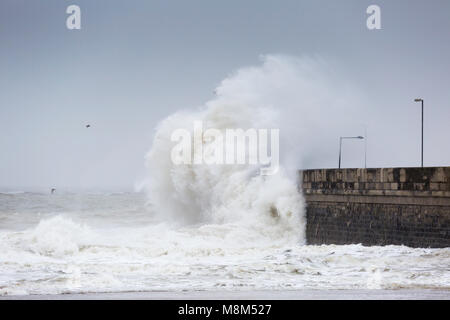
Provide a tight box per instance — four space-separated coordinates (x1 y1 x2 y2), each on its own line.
86 124 91 128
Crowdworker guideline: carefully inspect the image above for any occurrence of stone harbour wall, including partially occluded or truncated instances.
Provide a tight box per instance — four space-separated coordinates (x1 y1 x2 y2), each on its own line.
300 167 450 248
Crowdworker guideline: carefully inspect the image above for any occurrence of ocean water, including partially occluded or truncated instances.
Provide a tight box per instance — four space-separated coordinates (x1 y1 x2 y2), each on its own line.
1 56 448 297
0 191 449 296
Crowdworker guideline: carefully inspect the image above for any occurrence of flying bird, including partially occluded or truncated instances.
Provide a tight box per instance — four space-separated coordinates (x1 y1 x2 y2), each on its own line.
86 124 91 128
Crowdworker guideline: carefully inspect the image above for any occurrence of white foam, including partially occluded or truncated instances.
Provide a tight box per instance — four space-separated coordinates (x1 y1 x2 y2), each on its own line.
0 56 448 296
143 56 309 246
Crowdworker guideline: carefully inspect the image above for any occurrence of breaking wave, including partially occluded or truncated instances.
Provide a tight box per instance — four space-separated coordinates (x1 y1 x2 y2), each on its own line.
3 56 446 297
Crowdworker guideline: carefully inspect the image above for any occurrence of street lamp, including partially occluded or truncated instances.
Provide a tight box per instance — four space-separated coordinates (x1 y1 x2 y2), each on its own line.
414 98 424 167
339 136 364 169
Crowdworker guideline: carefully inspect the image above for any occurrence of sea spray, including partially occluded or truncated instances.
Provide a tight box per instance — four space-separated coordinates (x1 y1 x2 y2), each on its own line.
144 59 309 244
144 55 364 242
4 57 446 296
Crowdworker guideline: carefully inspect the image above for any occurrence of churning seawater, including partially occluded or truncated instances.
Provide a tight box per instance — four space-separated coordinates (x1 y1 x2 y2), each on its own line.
0 191 449 296
1 56 449 297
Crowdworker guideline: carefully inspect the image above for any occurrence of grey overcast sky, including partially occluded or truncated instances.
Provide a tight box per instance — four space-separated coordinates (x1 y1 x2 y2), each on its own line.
1 0 449 190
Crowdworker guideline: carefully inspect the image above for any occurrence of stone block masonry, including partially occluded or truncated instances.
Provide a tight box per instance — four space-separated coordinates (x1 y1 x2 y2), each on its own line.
300 167 450 248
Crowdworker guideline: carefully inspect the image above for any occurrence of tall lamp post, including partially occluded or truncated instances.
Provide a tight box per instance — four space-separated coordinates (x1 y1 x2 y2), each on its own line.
339 136 364 169
414 98 424 168
364 126 367 168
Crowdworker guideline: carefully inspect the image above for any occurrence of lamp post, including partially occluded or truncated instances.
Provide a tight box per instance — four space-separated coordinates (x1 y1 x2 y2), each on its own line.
364 126 367 169
339 136 364 169
414 98 424 167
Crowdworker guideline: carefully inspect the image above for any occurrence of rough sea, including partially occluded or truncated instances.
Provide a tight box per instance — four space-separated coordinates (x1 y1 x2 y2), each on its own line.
0 191 449 297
